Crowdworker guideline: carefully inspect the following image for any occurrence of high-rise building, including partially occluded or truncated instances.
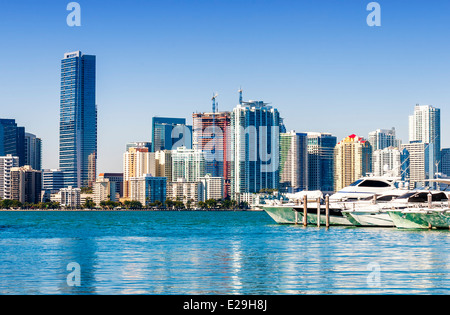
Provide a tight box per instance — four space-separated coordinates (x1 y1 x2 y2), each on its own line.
98 173 123 198
334 134 372 192
192 111 231 197
151 117 192 152
167 178 200 205
368 128 401 151
129 175 167 206
10 166 42 204
401 142 435 189
0 155 20 200
198 174 224 202
307 132 337 194
441 148 450 177
409 105 441 170
42 169 65 193
172 147 206 182
150 150 173 182
24 133 42 171
126 142 152 152
59 51 97 188
123 147 152 198
279 131 308 193
230 100 281 198
372 147 402 177
0 119 26 166
93 177 117 205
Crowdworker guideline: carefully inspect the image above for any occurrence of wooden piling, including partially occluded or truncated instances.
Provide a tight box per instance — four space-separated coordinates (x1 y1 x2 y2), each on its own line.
303 195 308 227
317 198 321 227
325 194 330 228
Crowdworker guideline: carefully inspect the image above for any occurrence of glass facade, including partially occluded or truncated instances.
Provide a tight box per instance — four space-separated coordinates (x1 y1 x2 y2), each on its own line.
59 51 97 188
307 133 336 193
151 117 192 152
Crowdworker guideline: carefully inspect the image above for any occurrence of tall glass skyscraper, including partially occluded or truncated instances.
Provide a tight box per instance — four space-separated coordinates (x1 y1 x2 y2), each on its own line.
59 51 97 188
151 117 192 152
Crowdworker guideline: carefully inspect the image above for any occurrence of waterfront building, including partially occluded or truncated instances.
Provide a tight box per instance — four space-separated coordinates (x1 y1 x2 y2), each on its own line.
192 111 231 197
0 155 20 200
401 142 435 189
150 150 173 182
442 148 450 177
151 117 192 152
230 100 281 199
59 51 97 188
10 166 42 204
24 133 42 171
167 178 200 205
198 174 224 201
334 134 372 192
59 186 81 208
279 131 308 193
409 105 441 170
307 132 337 194
129 175 166 206
0 119 26 166
98 173 123 198
123 147 152 198
93 177 117 205
42 169 65 193
172 147 206 182
372 147 402 177
368 128 401 151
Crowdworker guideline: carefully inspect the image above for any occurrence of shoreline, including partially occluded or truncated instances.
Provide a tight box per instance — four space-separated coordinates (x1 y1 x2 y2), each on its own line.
0 208 264 212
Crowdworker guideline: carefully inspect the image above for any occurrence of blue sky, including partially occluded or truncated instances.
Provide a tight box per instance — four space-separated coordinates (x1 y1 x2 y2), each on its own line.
0 0 449 172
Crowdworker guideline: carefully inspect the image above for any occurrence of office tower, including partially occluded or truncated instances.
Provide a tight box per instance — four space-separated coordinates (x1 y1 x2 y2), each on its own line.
126 142 152 152
167 179 200 205
98 173 123 198
0 155 20 200
372 147 402 177
334 134 372 192
93 177 117 205
368 128 401 151
279 131 308 193
230 100 281 199
409 105 441 169
198 174 224 202
151 117 192 152
401 142 434 189
10 166 42 204
307 132 337 194
24 133 42 171
0 119 26 166
123 147 152 198
172 147 206 182
192 111 231 197
129 175 167 206
42 169 65 192
441 148 450 177
59 51 97 188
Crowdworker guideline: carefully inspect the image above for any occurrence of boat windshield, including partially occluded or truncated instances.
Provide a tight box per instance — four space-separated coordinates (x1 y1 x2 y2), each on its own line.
349 179 363 186
358 180 391 188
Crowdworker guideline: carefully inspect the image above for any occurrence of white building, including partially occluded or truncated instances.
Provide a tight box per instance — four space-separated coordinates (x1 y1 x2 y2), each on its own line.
198 174 224 201
401 142 434 189
57 186 81 208
93 177 117 205
372 147 402 177
171 147 205 182
0 155 19 200
167 178 200 205
368 128 401 151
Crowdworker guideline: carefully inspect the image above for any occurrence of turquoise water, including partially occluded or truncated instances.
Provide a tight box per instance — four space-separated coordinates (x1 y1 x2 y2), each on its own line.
0 210 450 295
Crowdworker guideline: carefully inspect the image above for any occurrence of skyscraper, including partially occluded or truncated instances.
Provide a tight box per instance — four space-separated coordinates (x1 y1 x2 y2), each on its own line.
25 133 42 171
401 142 434 189
0 119 26 166
307 132 337 193
230 100 281 199
0 155 19 200
279 131 308 193
151 117 192 152
409 105 441 169
59 51 97 188
368 128 401 151
334 134 372 192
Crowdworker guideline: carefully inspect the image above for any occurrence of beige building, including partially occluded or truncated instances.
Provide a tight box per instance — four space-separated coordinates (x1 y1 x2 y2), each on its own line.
93 177 117 205
334 134 372 192
10 165 42 204
167 178 200 205
123 147 152 198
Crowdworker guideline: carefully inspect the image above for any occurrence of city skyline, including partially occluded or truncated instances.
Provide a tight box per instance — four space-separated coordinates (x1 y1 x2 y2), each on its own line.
1 1 450 173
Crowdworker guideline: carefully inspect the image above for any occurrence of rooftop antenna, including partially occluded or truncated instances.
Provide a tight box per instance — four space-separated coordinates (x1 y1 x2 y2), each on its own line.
238 87 243 104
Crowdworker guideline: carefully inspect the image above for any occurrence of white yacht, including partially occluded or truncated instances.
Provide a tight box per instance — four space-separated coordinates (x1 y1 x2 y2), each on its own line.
263 176 405 226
